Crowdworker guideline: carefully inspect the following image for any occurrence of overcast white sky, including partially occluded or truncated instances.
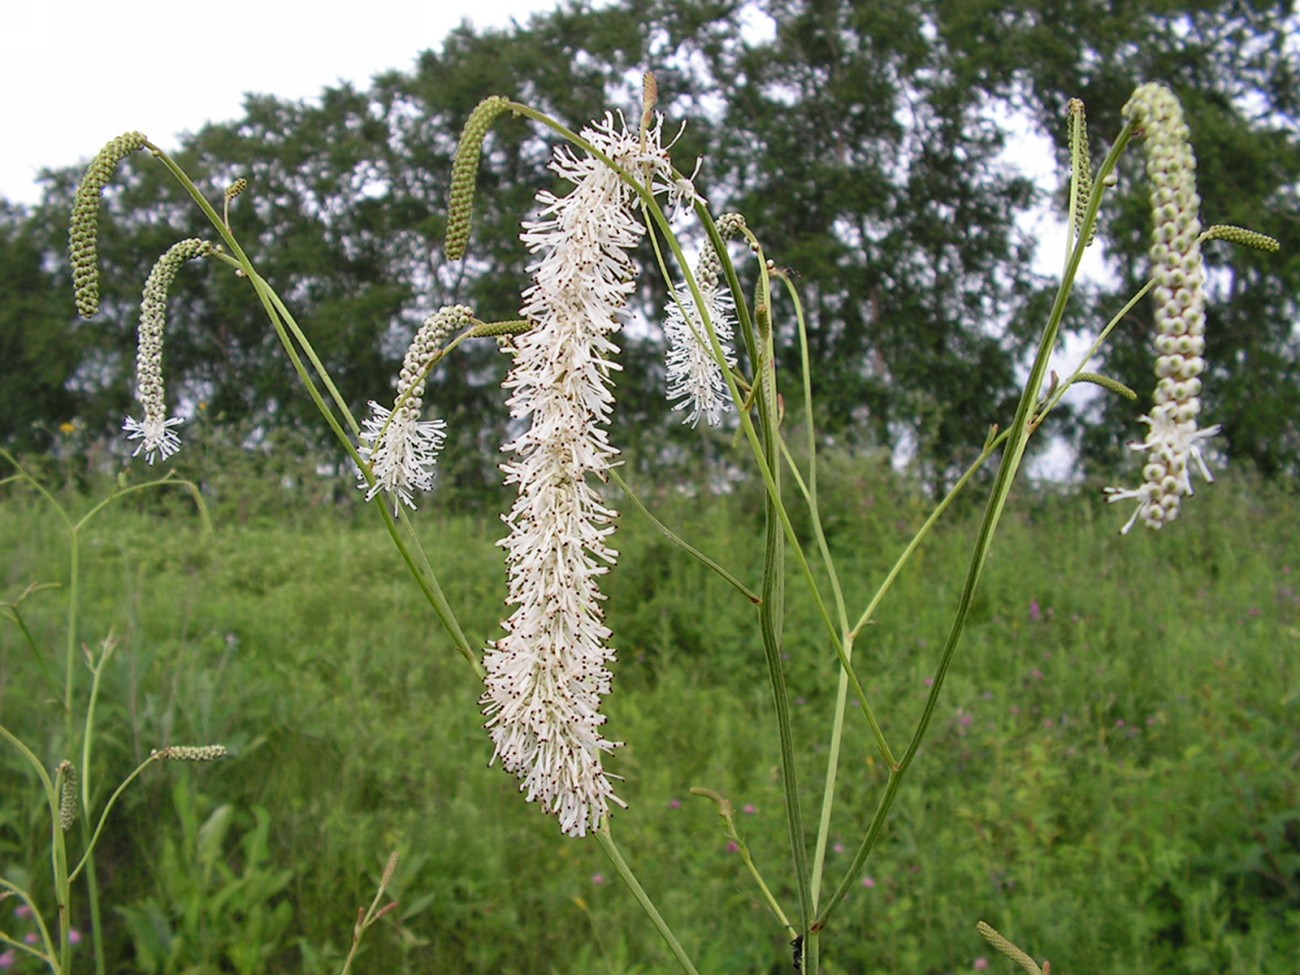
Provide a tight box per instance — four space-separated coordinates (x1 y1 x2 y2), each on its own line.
0 0 563 206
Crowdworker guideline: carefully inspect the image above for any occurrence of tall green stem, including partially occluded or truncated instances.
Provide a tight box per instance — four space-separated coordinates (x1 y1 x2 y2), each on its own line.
596 827 700 975
817 120 1137 931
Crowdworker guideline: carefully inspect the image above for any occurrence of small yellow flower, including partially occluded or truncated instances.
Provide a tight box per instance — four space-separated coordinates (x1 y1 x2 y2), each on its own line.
59 421 78 434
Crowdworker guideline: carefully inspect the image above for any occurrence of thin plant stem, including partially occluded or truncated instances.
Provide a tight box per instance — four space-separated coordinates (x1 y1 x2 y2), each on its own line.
690 787 796 937
204 217 478 670
750 265 814 945
77 634 118 975
0 731 64 971
0 881 57 971
68 754 164 884
2 586 63 699
816 120 1139 930
774 441 891 760
608 469 760 604
596 826 701 975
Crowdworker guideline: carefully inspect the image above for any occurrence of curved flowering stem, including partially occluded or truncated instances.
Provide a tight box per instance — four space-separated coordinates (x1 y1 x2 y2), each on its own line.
643 203 837 956
67 750 167 883
740 235 815 943
137 146 478 669
669 212 844 654
1038 278 1156 419
1 449 213 975
0 583 62 698
766 271 886 916
816 116 1139 932
146 147 361 439
690 787 797 937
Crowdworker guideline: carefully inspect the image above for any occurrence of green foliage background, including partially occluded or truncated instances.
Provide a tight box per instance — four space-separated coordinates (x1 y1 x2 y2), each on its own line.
2 459 1297 974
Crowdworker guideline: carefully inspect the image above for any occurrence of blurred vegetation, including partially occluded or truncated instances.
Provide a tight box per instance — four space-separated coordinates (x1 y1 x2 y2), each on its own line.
2 453 1296 974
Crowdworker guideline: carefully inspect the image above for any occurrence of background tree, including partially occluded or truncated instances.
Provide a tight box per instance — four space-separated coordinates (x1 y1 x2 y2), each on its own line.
932 0 1300 475
0 201 83 453
2 0 1295 489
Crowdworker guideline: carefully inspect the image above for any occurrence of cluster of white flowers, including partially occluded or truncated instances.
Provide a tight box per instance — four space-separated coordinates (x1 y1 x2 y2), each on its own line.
123 238 211 463
664 213 745 427
1104 83 1219 534
481 113 693 837
356 305 474 511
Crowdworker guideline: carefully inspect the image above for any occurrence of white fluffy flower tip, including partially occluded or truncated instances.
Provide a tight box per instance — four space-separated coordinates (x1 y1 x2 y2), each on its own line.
1104 404 1221 533
123 414 183 464
356 401 447 511
480 110 686 836
665 283 736 427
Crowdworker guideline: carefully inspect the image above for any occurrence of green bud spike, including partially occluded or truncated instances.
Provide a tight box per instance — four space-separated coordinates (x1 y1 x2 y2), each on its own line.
69 131 149 318
445 96 511 261
1200 224 1281 253
152 744 228 762
1074 371 1138 401
1067 98 1095 246
975 922 1044 975
698 212 748 289
56 760 78 832
716 212 747 239
142 239 214 334
469 319 533 338
640 71 659 136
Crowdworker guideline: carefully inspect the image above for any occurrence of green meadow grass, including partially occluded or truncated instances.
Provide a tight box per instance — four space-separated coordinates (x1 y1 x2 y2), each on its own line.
1 463 1297 974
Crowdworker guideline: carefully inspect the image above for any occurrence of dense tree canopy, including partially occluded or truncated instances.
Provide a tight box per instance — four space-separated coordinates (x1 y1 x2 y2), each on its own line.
3 0 1296 491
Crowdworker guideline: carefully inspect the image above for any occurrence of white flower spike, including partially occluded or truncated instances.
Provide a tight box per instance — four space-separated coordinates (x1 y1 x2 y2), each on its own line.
1105 83 1219 533
356 305 473 512
664 214 745 427
123 238 211 463
482 109 696 837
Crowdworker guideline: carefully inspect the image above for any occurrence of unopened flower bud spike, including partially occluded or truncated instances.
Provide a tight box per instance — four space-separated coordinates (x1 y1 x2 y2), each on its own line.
445 96 512 260
975 922 1045 975
1199 224 1281 252
56 761 78 832
640 71 658 146
69 131 151 318
223 178 248 231
152 744 228 762
1067 98 1097 251
1074 372 1138 401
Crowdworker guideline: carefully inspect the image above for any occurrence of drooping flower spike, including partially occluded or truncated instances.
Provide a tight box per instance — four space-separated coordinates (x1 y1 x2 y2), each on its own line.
122 238 213 463
664 212 746 427
70 131 149 319
356 304 475 512
1104 83 1219 533
482 106 697 837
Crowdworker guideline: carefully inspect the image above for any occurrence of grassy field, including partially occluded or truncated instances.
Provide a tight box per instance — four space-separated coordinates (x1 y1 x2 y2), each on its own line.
1 459 1297 974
